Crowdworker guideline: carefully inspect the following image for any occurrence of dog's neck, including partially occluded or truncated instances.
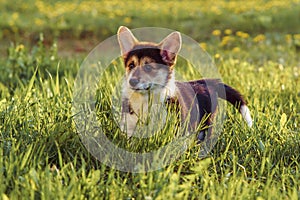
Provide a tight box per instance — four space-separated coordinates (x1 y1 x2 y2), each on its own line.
160 70 176 101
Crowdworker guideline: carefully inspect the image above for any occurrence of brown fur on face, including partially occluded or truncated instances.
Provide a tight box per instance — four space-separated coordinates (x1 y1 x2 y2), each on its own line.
124 48 172 91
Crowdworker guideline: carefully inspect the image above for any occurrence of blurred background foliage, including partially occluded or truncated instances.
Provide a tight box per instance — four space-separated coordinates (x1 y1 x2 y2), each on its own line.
0 0 300 42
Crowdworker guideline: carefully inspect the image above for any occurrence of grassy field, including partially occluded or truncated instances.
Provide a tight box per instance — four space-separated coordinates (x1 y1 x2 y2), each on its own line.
0 0 300 199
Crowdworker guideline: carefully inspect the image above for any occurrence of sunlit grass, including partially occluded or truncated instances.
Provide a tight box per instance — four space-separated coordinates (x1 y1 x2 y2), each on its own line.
1 39 299 198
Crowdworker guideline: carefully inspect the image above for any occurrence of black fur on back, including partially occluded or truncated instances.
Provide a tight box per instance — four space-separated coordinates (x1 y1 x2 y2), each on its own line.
187 79 246 112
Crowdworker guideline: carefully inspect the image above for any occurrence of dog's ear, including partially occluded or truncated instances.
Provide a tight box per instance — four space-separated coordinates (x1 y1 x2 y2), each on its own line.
159 31 182 66
117 26 138 56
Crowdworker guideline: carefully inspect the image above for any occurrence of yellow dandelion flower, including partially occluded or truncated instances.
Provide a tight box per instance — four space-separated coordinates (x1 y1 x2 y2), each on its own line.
124 17 132 24
220 36 234 46
12 12 19 20
294 34 300 40
285 34 292 43
236 31 249 39
242 33 249 39
232 47 240 52
15 44 25 52
35 18 45 26
253 34 266 43
214 53 221 59
212 29 221 36
224 29 232 35
211 6 222 15
199 42 207 50
236 31 243 37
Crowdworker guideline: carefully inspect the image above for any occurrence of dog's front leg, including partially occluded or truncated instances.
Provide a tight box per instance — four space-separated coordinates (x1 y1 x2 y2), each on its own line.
120 98 138 137
120 112 138 137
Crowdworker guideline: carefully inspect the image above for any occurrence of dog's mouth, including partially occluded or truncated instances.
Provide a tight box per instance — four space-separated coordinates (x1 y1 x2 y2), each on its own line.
130 83 153 91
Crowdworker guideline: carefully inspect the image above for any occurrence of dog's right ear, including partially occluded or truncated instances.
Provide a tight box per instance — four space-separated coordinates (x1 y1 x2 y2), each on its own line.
117 26 138 56
158 31 182 66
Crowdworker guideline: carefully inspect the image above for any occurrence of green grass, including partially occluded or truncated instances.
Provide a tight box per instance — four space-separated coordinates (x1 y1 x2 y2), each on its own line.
1 0 300 199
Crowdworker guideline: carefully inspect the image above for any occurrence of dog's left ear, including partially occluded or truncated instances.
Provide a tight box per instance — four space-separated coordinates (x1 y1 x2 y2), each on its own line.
159 31 182 66
117 26 138 56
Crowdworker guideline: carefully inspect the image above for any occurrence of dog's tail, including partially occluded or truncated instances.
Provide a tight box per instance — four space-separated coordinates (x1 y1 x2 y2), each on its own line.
216 81 253 127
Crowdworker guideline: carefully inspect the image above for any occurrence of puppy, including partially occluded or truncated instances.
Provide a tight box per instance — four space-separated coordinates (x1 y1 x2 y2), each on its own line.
117 26 252 141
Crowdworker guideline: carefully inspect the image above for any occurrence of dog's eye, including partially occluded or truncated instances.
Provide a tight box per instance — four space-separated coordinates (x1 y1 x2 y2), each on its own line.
128 63 135 70
144 64 153 72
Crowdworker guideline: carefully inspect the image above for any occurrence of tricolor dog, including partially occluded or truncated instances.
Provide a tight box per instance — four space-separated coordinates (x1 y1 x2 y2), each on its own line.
117 26 252 141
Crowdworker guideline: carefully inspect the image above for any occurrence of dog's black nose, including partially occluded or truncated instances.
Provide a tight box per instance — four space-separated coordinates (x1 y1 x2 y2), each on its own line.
129 78 139 87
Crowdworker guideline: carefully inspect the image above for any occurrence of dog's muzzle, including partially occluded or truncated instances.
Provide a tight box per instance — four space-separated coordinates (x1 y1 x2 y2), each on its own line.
130 82 153 91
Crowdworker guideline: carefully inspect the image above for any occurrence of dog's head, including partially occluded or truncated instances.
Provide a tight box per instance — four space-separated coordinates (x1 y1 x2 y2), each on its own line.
117 26 181 92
